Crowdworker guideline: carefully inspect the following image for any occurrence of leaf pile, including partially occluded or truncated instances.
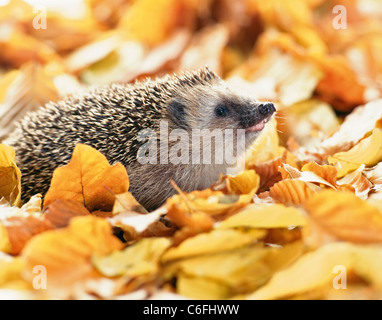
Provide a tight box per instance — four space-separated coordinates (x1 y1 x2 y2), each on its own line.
1 0 382 300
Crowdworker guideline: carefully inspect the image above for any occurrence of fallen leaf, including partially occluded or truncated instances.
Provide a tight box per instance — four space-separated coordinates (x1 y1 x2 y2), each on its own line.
93 237 171 277
328 128 382 178
171 241 303 298
248 242 382 300
269 179 318 206
22 216 123 288
0 144 21 206
304 190 382 243
162 229 265 263
44 144 130 212
217 204 307 230
320 99 382 155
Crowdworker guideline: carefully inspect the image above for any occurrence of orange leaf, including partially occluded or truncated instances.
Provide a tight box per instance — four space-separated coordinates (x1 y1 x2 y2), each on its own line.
166 197 214 245
44 199 91 228
4 216 54 256
0 198 92 255
22 216 123 287
301 162 338 187
166 199 214 231
314 56 365 112
304 190 382 243
269 179 317 206
44 144 130 212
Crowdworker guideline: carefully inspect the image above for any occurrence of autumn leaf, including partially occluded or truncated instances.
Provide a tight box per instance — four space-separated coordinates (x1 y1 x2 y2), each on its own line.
22 216 123 288
162 229 265 263
248 242 382 300
0 197 92 256
217 204 307 230
118 0 191 46
269 179 317 206
0 144 21 206
93 237 171 277
212 170 260 195
0 64 59 139
313 55 366 112
320 99 382 155
44 144 130 212
169 241 303 299
0 253 30 292
328 128 382 178
304 190 382 244
43 199 91 228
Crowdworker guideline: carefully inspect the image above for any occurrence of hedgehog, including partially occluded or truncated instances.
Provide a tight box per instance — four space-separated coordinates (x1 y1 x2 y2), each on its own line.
4 66 275 210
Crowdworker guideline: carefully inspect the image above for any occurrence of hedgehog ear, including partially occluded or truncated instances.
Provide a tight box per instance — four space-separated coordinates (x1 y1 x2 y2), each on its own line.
168 101 187 128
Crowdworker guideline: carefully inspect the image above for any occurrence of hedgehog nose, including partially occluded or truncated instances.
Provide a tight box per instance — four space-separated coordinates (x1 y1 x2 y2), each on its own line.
258 103 275 116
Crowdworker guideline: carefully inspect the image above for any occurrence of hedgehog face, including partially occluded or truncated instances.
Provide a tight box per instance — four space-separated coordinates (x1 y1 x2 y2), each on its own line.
167 83 275 147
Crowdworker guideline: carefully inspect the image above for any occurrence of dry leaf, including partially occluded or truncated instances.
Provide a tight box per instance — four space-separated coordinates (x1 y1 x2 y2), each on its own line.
171 241 303 299
217 204 307 230
93 237 171 277
0 64 58 139
328 128 382 178
162 229 265 263
44 144 130 212
248 242 382 300
22 216 123 288
320 99 382 155
269 179 318 206
304 190 382 243
0 144 21 206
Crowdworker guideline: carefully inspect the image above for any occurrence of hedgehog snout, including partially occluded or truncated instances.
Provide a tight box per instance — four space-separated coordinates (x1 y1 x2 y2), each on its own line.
241 102 275 132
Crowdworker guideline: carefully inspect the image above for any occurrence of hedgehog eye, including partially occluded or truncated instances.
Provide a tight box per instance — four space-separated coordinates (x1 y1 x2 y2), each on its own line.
215 105 228 117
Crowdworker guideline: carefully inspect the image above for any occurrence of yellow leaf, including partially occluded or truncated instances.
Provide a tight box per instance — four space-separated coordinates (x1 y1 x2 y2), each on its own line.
0 254 30 290
118 0 186 46
168 187 255 217
281 99 339 149
0 64 59 139
226 170 260 195
0 144 21 206
162 229 265 263
321 99 382 155
248 242 382 300
113 192 147 215
304 190 382 243
246 118 283 166
44 144 130 212
93 237 171 277
177 274 230 300
217 204 307 230
328 128 382 178
22 216 123 287
269 179 317 206
172 241 303 297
